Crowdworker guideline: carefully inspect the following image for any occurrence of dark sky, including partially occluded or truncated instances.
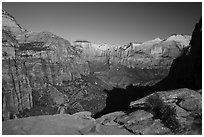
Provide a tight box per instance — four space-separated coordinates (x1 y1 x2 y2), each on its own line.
2 2 202 45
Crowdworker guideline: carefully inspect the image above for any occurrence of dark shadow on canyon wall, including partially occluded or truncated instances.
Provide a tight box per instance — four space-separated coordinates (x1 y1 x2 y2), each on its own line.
155 18 202 91
93 85 157 118
93 18 202 118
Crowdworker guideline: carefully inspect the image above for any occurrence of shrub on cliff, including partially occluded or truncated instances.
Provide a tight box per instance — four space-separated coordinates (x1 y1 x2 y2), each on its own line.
146 93 181 133
189 110 202 134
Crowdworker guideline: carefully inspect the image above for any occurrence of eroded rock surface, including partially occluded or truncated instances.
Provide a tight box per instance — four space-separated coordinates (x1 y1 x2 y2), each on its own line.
2 10 109 119
74 35 191 87
2 113 95 135
3 89 201 135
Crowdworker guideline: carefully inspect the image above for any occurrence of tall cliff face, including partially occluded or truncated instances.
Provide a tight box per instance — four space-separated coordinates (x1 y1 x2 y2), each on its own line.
188 18 202 89
74 35 191 68
2 10 107 120
2 10 22 32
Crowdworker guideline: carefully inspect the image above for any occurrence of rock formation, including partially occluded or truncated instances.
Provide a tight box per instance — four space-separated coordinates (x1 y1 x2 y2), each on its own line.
74 34 191 88
2 88 202 135
2 10 106 119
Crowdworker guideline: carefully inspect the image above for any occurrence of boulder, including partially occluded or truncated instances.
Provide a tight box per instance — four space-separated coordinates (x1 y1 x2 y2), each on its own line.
2 114 95 135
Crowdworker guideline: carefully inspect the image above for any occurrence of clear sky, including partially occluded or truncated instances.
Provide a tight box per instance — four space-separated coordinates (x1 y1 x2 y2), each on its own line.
2 2 202 46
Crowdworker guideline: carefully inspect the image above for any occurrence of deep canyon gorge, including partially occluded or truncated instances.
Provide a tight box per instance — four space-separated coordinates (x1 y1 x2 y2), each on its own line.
2 9 202 135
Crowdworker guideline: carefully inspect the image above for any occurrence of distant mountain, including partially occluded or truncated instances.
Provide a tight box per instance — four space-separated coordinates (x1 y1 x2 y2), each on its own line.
73 35 191 87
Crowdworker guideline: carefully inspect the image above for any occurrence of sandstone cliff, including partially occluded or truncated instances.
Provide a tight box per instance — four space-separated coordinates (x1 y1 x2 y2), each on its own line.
2 10 105 120
73 34 191 87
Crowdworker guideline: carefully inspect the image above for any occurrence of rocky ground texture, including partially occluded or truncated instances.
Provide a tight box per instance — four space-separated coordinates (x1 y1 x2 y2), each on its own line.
3 88 202 135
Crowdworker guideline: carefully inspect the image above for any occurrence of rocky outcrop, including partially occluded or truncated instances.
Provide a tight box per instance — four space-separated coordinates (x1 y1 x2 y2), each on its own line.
95 88 201 135
2 88 202 135
129 88 202 134
2 112 95 135
2 10 22 33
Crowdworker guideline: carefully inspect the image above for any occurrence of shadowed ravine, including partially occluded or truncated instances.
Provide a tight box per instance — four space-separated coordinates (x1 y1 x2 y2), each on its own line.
93 85 156 118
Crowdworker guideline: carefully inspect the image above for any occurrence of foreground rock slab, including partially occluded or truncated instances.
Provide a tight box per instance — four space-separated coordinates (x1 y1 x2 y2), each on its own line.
2 111 133 135
2 113 95 135
2 88 202 135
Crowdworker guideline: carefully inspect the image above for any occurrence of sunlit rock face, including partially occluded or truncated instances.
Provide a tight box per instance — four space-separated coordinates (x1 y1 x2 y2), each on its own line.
2 10 22 32
74 35 191 88
2 10 107 120
166 34 192 49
